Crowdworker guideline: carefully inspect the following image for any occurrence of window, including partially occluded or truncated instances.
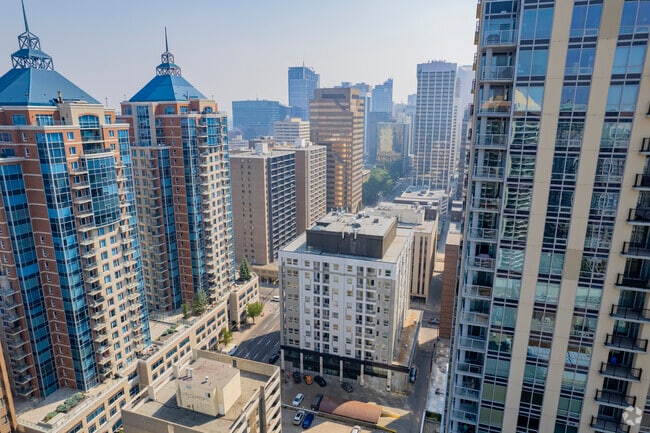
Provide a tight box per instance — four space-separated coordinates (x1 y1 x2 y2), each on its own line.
67 132 74 140
69 147 77 155
12 114 26 125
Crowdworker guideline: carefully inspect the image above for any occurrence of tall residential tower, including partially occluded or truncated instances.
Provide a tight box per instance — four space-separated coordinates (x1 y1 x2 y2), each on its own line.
447 1 650 433
0 6 150 397
120 33 235 311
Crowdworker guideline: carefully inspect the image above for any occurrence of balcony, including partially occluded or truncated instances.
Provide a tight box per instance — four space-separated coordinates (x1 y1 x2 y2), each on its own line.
458 337 486 352
467 227 498 242
10 350 29 362
463 285 492 300
461 311 490 326
480 66 515 82
605 334 648 353
474 133 508 149
594 389 636 409
456 362 483 377
13 362 30 374
610 305 650 322
482 29 517 47
469 197 501 211
640 137 650 154
590 416 630 433
466 255 495 270
454 386 480 400
622 242 650 258
477 99 511 116
633 174 650 190
16 386 36 398
615 273 650 291
627 208 650 225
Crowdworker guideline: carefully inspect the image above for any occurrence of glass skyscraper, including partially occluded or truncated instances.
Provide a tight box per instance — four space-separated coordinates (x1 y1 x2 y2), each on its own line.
288 65 320 120
448 1 650 432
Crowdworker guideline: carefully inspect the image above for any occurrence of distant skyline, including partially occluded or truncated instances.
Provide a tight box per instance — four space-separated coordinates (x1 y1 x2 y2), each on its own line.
0 0 476 113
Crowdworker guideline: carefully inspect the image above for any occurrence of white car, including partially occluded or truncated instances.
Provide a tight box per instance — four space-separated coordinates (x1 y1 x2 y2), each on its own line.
293 410 306 425
292 392 304 407
351 426 362 433
227 345 239 356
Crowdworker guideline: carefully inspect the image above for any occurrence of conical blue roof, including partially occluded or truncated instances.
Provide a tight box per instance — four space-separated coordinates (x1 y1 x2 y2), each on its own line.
129 74 205 102
0 1 99 106
129 29 206 103
0 68 100 106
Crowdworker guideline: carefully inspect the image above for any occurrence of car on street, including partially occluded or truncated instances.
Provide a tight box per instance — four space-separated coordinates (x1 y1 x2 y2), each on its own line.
409 367 418 383
341 382 353 393
292 371 301 383
314 375 327 387
311 393 324 411
293 410 306 425
351 427 362 433
227 345 239 356
302 413 315 429
428 317 439 325
268 353 279 364
292 393 304 407
304 374 313 385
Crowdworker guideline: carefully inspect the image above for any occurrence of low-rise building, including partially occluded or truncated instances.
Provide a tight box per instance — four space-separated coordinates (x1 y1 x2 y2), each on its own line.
229 275 260 328
121 351 281 433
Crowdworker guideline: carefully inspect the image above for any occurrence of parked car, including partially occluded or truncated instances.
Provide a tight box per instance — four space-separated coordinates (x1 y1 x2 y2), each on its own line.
304 374 313 385
293 410 306 425
311 393 324 411
268 353 280 364
428 317 439 325
341 382 353 393
227 345 239 356
409 367 418 383
351 426 362 433
314 375 327 387
302 413 315 429
292 371 302 383
292 393 304 407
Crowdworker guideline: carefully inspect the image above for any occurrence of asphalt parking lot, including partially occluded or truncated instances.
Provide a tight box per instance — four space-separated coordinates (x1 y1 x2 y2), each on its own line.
281 371 410 432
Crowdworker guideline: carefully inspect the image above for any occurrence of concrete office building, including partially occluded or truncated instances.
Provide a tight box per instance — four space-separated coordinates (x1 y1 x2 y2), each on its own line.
232 100 291 140
273 117 310 144
279 213 417 391
288 66 320 120
337 82 373 165
230 144 296 266
447 2 650 433
310 88 365 214
120 33 235 311
0 7 150 398
412 61 460 192
121 351 282 433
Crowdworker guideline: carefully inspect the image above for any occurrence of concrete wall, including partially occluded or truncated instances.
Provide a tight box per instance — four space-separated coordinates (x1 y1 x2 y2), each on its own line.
440 232 460 339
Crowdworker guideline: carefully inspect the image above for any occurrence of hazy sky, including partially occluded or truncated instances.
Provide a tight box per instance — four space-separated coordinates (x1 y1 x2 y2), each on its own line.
0 0 476 114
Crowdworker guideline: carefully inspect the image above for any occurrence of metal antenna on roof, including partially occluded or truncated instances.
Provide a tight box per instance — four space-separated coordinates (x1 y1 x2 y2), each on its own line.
165 26 169 53
156 27 181 76
21 0 29 32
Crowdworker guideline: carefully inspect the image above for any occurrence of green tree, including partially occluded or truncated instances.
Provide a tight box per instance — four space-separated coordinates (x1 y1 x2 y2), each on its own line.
220 328 233 348
246 301 264 323
362 167 395 206
191 289 208 316
239 257 252 281
182 303 189 319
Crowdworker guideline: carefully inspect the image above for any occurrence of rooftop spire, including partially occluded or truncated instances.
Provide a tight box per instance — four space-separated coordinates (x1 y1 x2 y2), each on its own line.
21 0 29 32
156 27 181 76
11 0 54 70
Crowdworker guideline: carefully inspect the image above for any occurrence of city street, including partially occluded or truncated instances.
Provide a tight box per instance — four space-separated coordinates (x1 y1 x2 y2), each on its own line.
230 283 281 363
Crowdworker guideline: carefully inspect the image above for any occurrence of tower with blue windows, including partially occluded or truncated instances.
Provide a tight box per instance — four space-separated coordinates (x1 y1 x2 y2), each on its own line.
0 1 150 398
447 1 650 432
120 30 236 314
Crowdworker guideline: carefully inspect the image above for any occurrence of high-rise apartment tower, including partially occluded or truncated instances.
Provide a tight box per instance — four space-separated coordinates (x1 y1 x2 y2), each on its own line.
447 2 650 433
120 33 235 310
0 6 150 397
